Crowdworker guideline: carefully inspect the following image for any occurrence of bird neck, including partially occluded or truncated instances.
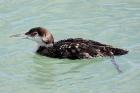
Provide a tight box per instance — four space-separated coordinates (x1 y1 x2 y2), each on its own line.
38 42 53 48
40 40 54 48
44 43 53 48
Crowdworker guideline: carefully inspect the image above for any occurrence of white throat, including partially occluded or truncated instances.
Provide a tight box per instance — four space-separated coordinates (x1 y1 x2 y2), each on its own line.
36 38 53 48
28 35 53 48
38 42 53 48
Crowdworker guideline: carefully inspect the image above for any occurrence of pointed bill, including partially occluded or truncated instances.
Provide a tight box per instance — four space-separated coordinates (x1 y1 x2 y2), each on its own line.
10 33 29 39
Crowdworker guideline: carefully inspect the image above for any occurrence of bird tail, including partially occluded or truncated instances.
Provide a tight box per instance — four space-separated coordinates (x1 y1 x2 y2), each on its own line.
111 48 128 56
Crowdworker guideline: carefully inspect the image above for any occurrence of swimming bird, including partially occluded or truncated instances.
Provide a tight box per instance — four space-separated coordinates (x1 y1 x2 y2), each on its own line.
11 27 128 59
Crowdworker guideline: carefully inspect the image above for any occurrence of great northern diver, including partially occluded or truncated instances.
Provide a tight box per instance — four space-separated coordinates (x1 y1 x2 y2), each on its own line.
11 27 128 59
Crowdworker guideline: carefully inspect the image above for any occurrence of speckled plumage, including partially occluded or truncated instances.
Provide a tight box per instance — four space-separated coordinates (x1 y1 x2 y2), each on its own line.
36 38 128 59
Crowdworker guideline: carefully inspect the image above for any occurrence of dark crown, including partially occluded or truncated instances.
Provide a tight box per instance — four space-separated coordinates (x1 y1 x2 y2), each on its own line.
25 27 46 37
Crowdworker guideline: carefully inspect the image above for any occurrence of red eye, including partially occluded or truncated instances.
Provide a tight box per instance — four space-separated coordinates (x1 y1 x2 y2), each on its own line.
31 32 37 36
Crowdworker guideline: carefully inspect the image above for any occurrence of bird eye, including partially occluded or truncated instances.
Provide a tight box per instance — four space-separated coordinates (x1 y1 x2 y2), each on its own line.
31 32 38 36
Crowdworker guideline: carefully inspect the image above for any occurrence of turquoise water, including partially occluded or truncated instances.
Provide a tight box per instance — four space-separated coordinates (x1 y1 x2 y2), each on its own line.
0 0 140 93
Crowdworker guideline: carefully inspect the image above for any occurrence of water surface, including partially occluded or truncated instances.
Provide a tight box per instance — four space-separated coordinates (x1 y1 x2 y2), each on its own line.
0 0 140 93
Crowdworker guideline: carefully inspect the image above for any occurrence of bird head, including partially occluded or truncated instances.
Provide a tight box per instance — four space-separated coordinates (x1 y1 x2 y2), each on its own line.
11 27 54 47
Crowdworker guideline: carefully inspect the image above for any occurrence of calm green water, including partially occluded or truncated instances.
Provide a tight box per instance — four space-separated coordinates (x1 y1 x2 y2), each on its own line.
0 0 140 93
